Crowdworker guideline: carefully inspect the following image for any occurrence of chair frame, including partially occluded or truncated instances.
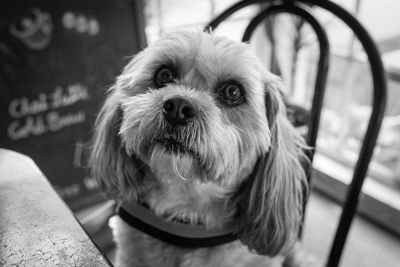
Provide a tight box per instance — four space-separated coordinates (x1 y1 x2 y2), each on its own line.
205 0 387 266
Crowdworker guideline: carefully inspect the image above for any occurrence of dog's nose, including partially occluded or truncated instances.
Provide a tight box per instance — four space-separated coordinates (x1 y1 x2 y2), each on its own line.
163 97 197 126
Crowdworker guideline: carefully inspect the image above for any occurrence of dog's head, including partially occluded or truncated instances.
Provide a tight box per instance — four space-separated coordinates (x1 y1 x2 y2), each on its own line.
90 31 307 256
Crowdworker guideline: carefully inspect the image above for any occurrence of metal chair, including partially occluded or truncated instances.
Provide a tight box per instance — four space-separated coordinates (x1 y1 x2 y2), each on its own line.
205 0 387 266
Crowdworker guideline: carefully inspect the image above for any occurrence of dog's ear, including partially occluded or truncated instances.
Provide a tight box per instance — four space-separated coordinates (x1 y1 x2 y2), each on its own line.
236 76 307 256
264 77 282 128
89 89 143 198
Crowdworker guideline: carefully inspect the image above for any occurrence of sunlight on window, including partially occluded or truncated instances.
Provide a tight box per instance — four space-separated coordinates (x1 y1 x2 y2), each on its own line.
293 0 400 190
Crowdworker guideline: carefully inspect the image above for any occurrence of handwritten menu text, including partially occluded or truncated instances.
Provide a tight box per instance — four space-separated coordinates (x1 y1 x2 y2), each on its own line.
7 83 90 140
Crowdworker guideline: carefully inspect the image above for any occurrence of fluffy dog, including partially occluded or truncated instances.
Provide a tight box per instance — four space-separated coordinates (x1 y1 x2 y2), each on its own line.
90 31 309 267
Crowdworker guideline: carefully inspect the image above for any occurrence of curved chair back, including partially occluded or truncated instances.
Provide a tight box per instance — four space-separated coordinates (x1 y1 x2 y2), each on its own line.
205 1 387 266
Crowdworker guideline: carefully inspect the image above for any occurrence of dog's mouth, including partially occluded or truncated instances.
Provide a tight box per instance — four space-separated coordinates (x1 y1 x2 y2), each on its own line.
150 138 211 178
153 138 203 163
155 138 191 154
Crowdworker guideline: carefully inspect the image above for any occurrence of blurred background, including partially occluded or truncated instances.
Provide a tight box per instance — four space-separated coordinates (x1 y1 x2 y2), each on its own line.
1 0 400 266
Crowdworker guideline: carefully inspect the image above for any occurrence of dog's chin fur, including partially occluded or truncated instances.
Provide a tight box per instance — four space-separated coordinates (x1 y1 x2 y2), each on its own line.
90 31 310 267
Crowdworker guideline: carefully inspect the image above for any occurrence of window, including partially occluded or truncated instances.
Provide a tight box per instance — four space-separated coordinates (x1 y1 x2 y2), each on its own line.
283 0 400 235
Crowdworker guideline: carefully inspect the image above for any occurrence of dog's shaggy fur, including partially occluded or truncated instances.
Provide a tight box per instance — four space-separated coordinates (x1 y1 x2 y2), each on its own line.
90 31 310 267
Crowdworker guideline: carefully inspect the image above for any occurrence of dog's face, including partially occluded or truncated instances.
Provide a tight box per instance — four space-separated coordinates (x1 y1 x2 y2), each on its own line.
119 31 274 186
90 31 307 256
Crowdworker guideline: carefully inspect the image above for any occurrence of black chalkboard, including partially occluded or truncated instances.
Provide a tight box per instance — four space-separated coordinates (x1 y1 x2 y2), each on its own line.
0 0 146 211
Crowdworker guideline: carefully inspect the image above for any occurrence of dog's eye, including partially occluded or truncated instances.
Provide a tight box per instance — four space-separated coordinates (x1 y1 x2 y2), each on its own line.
218 82 244 106
154 65 178 88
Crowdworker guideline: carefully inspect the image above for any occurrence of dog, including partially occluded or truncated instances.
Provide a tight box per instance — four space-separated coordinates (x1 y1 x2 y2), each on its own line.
90 31 311 267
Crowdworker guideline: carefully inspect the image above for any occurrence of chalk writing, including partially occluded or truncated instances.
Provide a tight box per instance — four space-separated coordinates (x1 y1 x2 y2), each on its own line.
7 116 47 139
73 141 84 168
8 83 89 119
51 83 89 108
9 8 53 50
47 110 85 131
9 93 49 119
7 83 90 140
62 11 99 36
8 110 86 140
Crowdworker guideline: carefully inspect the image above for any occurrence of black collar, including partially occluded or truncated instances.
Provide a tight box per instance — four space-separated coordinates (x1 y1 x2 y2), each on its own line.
118 200 239 248
117 159 264 248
